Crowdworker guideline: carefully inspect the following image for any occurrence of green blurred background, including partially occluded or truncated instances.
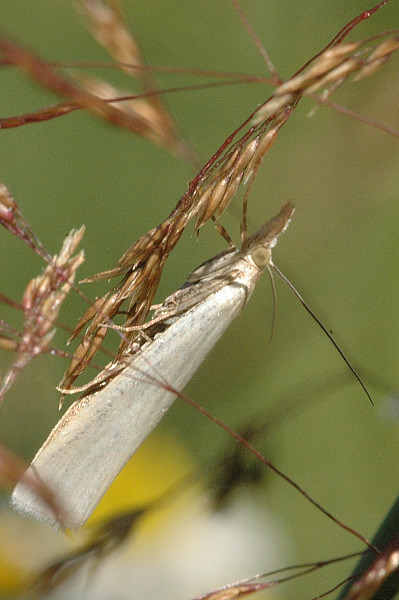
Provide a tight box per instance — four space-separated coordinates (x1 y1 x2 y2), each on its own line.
0 1 398 598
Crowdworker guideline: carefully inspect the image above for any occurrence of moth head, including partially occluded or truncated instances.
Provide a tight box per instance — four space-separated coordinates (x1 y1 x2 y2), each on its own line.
242 200 294 268
250 246 272 269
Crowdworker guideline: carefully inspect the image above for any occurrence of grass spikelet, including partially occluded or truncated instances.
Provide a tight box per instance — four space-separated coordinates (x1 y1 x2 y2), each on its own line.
0 182 85 400
57 24 399 393
253 33 399 124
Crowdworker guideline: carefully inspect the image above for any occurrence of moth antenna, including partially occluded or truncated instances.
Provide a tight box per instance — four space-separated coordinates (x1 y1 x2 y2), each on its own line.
272 263 373 405
267 264 277 342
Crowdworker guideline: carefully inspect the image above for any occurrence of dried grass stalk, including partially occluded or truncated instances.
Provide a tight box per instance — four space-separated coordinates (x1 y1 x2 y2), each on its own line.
253 34 399 123
0 33 193 161
59 30 399 394
79 0 192 158
0 183 85 401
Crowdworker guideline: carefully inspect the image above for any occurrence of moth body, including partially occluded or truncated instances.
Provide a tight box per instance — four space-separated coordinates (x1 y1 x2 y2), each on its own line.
12 202 294 528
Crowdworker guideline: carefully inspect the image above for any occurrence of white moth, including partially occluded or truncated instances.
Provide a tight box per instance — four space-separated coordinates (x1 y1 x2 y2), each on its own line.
12 201 294 529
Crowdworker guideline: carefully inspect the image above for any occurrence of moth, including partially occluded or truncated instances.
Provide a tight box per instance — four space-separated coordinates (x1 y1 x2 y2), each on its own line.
12 201 294 529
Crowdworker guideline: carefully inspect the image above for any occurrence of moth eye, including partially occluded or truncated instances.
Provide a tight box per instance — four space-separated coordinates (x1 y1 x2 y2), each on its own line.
251 247 271 268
